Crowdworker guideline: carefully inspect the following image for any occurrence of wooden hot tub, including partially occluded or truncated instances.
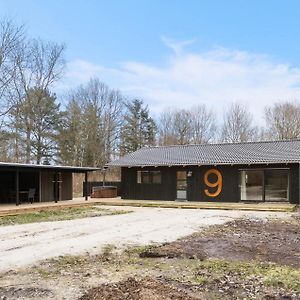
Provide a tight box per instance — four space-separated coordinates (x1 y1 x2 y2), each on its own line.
91 186 117 198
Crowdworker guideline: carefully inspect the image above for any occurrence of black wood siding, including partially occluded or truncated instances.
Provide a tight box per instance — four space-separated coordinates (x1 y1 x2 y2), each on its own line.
121 167 176 200
121 164 299 204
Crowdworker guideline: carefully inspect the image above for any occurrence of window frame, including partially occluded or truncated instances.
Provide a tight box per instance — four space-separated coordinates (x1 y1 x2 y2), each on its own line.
137 170 162 184
239 167 290 202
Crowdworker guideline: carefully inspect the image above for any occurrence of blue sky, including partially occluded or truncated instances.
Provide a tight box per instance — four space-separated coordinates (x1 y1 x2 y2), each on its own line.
1 0 300 120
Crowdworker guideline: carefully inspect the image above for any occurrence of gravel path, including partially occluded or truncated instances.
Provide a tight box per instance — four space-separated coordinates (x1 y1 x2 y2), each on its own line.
0 206 290 272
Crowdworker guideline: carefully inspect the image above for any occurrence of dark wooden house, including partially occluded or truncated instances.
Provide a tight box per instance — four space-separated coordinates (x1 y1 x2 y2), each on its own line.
107 140 300 204
0 162 99 205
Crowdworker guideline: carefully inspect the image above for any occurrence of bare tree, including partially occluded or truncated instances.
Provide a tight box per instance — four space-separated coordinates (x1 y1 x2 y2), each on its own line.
58 78 124 167
8 38 65 163
190 105 216 144
173 109 192 145
103 89 124 161
0 19 25 161
58 96 84 166
158 108 192 145
221 102 257 143
158 110 177 146
159 105 216 145
265 101 300 140
0 19 24 112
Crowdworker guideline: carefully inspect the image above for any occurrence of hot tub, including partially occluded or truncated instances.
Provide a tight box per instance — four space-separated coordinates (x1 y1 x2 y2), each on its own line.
91 186 117 198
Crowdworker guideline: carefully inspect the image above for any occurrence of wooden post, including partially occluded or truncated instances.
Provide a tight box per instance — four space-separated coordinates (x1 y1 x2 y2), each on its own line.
85 171 88 201
39 170 42 202
299 163 300 205
54 172 58 203
16 170 19 206
103 169 106 187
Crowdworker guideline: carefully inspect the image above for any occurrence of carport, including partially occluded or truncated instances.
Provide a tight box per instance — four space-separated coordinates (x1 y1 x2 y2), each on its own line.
0 162 99 205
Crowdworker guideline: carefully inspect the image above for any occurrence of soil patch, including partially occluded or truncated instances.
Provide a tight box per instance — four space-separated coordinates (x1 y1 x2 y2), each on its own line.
140 218 300 267
79 277 200 300
0 286 54 299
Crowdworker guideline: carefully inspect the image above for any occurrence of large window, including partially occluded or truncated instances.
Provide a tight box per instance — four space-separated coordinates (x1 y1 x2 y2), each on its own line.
240 169 289 202
265 169 289 201
137 170 162 184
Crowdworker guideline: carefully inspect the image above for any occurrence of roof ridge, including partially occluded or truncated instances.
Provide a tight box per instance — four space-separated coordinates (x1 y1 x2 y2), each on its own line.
142 139 300 149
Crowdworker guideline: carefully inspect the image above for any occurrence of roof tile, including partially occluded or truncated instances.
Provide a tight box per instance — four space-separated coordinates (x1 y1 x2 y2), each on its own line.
107 140 300 167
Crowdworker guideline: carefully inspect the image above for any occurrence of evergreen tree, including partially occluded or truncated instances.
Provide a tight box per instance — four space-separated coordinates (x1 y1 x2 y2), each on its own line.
120 99 157 154
11 87 63 164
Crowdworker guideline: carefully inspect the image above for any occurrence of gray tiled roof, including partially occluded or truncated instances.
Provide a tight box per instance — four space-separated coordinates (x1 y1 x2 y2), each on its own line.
107 140 300 167
0 162 99 172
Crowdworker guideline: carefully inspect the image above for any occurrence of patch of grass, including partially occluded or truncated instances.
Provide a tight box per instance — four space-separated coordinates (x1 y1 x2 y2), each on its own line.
0 206 131 226
100 244 117 260
263 266 300 291
22 245 300 297
125 245 155 257
36 268 51 278
192 259 300 292
193 274 210 285
45 254 90 274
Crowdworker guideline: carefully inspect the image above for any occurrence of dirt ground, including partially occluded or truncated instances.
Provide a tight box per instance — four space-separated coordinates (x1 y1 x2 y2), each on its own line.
78 214 300 300
78 277 198 300
0 210 299 300
140 217 300 267
1 207 272 272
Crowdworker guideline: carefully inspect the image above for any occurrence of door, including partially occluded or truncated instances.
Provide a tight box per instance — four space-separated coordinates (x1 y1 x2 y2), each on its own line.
176 171 187 200
240 170 263 201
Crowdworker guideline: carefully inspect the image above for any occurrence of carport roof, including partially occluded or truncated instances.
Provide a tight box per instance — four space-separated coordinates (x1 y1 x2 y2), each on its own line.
0 162 100 172
107 139 300 167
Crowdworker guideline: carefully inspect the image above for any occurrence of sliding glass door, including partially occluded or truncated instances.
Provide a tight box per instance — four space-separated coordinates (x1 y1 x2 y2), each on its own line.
240 169 289 202
265 169 289 202
240 170 263 201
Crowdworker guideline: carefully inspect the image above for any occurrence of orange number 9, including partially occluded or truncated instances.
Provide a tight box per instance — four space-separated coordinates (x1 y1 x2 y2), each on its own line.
204 169 222 197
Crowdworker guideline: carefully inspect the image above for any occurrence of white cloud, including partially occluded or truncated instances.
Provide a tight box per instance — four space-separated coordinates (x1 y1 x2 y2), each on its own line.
60 45 300 123
160 36 197 56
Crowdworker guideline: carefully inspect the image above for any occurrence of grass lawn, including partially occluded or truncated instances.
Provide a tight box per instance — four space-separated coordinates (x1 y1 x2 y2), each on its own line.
0 206 130 226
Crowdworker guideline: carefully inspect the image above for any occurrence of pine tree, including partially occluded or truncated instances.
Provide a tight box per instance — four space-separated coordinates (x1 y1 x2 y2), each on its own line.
120 99 157 154
13 87 63 164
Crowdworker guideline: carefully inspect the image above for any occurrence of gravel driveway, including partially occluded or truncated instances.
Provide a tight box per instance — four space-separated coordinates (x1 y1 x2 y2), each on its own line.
0 206 290 272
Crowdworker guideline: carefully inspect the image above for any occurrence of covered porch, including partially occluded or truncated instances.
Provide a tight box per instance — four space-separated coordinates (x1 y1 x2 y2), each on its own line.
0 162 99 205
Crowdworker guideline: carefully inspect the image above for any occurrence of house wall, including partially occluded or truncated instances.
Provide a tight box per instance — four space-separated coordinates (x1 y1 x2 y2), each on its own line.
121 167 176 200
121 164 299 204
